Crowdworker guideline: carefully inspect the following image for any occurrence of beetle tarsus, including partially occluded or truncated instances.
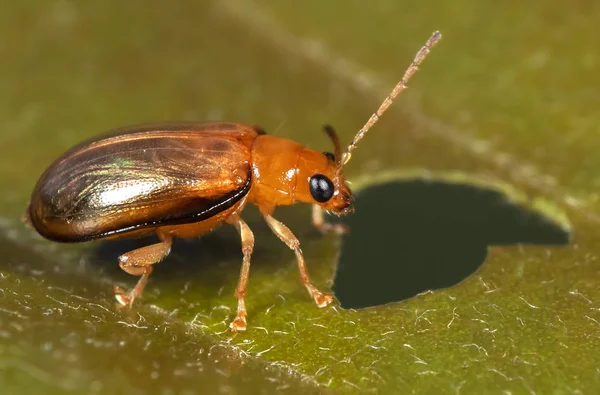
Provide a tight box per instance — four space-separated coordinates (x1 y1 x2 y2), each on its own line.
312 204 350 235
113 285 135 307
113 232 172 307
230 298 248 332
229 292 248 332
230 314 247 332
113 268 151 307
310 289 334 308
228 215 255 332
264 213 335 309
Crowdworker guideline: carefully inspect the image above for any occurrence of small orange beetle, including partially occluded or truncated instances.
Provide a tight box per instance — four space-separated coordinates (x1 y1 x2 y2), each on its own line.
24 32 441 331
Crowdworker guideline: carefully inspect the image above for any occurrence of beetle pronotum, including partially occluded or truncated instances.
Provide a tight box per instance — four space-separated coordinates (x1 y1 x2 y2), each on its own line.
24 31 441 331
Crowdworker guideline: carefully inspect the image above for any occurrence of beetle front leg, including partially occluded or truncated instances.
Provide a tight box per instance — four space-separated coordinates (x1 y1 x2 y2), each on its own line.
312 205 349 235
113 232 172 307
264 214 333 308
227 215 255 332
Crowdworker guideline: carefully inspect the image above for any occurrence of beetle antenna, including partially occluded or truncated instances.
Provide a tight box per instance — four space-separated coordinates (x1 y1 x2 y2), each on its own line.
323 125 342 164
339 31 442 168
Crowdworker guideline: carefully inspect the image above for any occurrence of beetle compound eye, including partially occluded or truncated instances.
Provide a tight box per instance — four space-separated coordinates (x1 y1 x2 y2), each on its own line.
309 174 334 203
323 152 335 162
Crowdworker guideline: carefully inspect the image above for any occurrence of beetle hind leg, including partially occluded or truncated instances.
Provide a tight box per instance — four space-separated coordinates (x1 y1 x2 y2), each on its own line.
264 214 333 308
227 215 255 332
113 232 173 307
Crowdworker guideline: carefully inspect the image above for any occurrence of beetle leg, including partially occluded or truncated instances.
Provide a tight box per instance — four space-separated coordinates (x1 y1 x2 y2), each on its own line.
263 214 333 308
312 205 349 235
226 215 255 332
113 232 172 307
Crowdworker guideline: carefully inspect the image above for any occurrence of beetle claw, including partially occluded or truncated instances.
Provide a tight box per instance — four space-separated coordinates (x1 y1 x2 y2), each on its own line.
113 285 135 307
313 291 334 308
229 315 247 332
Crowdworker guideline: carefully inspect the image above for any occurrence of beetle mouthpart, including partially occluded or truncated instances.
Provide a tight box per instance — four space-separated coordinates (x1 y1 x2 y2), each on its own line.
331 205 353 217
334 191 354 216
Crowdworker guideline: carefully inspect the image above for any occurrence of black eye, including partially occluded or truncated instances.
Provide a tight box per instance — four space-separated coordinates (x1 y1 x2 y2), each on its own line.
323 152 335 162
309 174 334 203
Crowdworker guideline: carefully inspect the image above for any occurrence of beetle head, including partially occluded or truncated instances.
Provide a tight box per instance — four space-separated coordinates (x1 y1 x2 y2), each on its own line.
316 125 353 215
299 126 353 216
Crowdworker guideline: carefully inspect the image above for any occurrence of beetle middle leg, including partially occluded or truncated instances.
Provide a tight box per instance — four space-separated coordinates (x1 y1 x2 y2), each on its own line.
312 205 349 235
227 214 255 332
113 232 173 307
264 214 333 308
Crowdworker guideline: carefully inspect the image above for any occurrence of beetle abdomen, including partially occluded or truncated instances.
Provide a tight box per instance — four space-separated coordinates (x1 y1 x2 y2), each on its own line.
28 124 257 242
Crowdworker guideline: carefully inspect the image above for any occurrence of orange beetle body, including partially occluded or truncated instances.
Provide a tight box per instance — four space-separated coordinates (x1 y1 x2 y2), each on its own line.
26 122 352 331
28 122 351 243
24 31 441 331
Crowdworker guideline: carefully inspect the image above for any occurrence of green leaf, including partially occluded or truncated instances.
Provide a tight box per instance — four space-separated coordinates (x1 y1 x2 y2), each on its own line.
1 0 598 393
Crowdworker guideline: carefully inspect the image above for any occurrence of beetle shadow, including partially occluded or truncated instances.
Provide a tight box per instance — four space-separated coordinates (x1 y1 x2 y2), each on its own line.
332 179 571 309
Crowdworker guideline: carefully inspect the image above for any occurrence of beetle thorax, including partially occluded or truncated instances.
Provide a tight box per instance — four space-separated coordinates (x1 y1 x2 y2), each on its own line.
249 135 304 210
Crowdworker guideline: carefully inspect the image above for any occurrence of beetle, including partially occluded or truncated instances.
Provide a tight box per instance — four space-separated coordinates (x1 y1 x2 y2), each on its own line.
23 32 441 331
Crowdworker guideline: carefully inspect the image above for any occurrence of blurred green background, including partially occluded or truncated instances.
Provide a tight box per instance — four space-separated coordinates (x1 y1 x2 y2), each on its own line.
1 1 599 394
